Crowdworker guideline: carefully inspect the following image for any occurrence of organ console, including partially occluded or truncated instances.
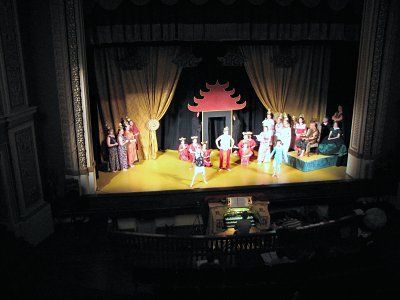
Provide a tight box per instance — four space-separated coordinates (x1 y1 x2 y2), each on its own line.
223 207 257 228
223 196 259 229
208 195 270 235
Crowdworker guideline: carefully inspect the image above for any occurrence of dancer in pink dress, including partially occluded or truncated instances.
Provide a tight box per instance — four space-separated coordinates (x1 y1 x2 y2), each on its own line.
178 137 189 161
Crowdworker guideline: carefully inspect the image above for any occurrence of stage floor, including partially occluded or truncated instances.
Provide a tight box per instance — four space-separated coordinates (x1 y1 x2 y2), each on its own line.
96 150 350 193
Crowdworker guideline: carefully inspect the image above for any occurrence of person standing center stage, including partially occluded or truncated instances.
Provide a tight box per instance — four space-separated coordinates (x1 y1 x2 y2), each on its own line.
215 126 235 172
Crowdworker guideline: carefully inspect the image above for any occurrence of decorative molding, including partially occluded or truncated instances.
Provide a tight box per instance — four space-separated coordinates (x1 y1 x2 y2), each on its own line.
0 0 28 111
328 0 349 11
372 0 396 157
65 0 87 169
0 148 9 219
50 0 79 174
172 47 202 68
14 127 41 208
349 0 386 157
116 49 150 70
92 23 361 44
97 0 123 10
270 46 297 68
300 0 320 8
218 49 246 66
8 121 44 218
51 0 96 193
0 143 19 227
363 0 388 158
0 36 6 117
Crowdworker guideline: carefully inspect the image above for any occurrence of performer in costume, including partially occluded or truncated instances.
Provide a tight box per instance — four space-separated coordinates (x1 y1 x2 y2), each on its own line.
127 117 140 163
318 121 347 157
117 125 129 171
320 116 331 142
331 105 344 129
190 147 208 188
296 121 320 157
236 132 249 159
201 141 212 167
188 136 201 166
106 127 119 172
240 143 253 166
265 109 276 151
178 137 189 161
270 139 288 178
265 109 275 131
256 119 272 164
245 132 256 158
215 126 234 171
274 113 284 144
123 122 136 168
281 114 292 153
294 115 307 151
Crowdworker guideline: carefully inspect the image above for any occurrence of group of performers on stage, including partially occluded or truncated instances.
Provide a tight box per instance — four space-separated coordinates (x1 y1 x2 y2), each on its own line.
106 117 140 172
104 106 347 188
180 107 347 185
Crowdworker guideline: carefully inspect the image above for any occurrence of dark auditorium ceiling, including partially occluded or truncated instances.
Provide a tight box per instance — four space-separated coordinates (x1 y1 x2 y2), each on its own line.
84 0 364 43
84 0 363 24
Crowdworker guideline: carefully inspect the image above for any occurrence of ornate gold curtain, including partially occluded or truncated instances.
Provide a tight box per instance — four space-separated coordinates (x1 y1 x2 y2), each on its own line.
241 45 330 123
94 46 182 160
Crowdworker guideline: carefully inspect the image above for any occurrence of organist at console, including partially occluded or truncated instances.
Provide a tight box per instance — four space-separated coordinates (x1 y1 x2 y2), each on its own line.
207 196 270 236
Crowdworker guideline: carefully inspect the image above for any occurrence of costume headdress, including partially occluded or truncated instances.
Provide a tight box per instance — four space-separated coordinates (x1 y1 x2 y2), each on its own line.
117 122 124 131
179 137 186 141
267 108 273 117
283 112 289 120
201 141 208 145
246 131 253 135
223 126 229 131
126 115 132 123
105 122 111 133
242 131 247 136
191 136 198 140
120 117 128 128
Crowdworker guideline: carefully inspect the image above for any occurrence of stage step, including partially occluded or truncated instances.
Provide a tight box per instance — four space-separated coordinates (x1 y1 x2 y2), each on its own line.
286 151 338 172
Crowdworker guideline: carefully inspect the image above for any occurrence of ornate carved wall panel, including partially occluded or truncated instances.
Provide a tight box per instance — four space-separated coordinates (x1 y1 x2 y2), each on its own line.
362 0 388 159
50 0 96 193
371 0 398 157
50 0 80 175
0 0 28 111
8 120 43 217
14 127 41 207
50 0 96 175
349 0 388 159
0 0 54 244
0 143 18 225
0 43 6 116
0 146 10 219
65 0 88 170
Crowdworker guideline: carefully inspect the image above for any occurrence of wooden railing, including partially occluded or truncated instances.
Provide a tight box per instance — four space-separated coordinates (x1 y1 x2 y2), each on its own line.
108 213 363 269
109 230 277 269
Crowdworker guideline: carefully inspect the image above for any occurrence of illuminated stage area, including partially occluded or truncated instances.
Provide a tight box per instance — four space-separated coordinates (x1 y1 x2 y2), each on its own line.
96 149 348 194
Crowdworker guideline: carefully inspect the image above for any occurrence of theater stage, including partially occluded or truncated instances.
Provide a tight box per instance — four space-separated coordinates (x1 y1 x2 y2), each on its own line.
96 150 349 194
